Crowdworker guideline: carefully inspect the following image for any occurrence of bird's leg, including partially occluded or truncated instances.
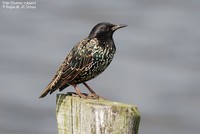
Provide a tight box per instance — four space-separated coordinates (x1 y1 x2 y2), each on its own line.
71 83 86 98
83 82 96 94
83 82 101 99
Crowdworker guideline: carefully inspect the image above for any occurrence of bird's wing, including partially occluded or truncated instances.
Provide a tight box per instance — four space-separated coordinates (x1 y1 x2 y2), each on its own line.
39 38 95 98
59 38 94 82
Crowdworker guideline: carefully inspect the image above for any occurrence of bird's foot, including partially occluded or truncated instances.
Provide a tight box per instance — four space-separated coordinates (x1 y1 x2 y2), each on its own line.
79 93 87 99
87 93 104 99
68 92 104 99
69 92 87 99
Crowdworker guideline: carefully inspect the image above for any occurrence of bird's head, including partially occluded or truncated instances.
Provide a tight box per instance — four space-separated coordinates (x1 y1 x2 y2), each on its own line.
88 22 127 39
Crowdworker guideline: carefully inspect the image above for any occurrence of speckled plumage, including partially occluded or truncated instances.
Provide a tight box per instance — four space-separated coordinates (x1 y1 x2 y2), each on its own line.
39 22 127 98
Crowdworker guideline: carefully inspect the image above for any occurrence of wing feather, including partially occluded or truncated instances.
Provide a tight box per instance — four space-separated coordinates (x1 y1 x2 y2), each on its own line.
39 38 95 98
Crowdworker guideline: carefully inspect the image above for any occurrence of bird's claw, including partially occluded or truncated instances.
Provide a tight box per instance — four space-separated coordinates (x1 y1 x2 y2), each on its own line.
87 93 104 99
70 92 104 99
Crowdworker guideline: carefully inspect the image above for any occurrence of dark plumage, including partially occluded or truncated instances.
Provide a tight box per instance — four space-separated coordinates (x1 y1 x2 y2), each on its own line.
39 22 127 98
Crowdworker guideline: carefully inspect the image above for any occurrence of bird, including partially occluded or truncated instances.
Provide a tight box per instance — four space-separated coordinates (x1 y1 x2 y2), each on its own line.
39 22 127 98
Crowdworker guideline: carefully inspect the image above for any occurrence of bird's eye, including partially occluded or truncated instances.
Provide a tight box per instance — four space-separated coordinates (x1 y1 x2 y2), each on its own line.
100 27 106 31
100 27 110 32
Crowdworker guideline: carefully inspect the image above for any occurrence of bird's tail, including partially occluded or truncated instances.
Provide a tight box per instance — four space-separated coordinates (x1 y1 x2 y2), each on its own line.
39 83 52 98
39 78 61 98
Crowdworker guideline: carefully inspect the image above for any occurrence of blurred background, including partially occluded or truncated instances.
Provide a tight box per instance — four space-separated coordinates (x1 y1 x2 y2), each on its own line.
1 0 200 133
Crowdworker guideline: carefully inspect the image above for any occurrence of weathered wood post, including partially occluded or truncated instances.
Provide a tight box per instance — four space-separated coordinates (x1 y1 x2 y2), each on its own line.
56 94 140 134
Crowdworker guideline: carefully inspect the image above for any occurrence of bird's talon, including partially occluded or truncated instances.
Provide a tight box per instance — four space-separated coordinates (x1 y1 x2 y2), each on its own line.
79 94 87 99
87 93 101 99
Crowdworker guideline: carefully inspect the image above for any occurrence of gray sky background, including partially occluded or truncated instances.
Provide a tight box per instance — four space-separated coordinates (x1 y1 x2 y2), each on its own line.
0 0 200 134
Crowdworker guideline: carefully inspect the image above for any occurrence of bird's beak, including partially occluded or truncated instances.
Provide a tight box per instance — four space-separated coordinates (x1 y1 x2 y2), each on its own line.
112 24 127 31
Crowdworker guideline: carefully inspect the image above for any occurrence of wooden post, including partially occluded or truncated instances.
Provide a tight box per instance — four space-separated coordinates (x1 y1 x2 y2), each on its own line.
56 94 140 134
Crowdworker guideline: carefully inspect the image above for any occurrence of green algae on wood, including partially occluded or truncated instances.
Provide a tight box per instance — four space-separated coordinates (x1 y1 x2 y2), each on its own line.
56 94 140 134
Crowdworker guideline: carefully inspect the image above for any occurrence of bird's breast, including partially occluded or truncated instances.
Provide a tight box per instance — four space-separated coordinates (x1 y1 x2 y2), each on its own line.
72 39 116 83
83 44 115 77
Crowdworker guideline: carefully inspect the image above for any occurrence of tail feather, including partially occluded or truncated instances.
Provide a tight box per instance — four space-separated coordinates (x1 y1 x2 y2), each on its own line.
39 78 61 98
39 84 52 98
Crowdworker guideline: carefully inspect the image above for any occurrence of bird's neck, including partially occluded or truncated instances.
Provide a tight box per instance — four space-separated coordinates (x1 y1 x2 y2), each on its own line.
95 35 113 42
98 37 115 50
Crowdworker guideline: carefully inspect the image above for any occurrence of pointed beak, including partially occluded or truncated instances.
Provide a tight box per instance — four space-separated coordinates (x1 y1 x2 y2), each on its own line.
112 24 127 31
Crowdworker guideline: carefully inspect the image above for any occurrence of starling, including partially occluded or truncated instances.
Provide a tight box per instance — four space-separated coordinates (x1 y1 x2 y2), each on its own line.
39 22 127 98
